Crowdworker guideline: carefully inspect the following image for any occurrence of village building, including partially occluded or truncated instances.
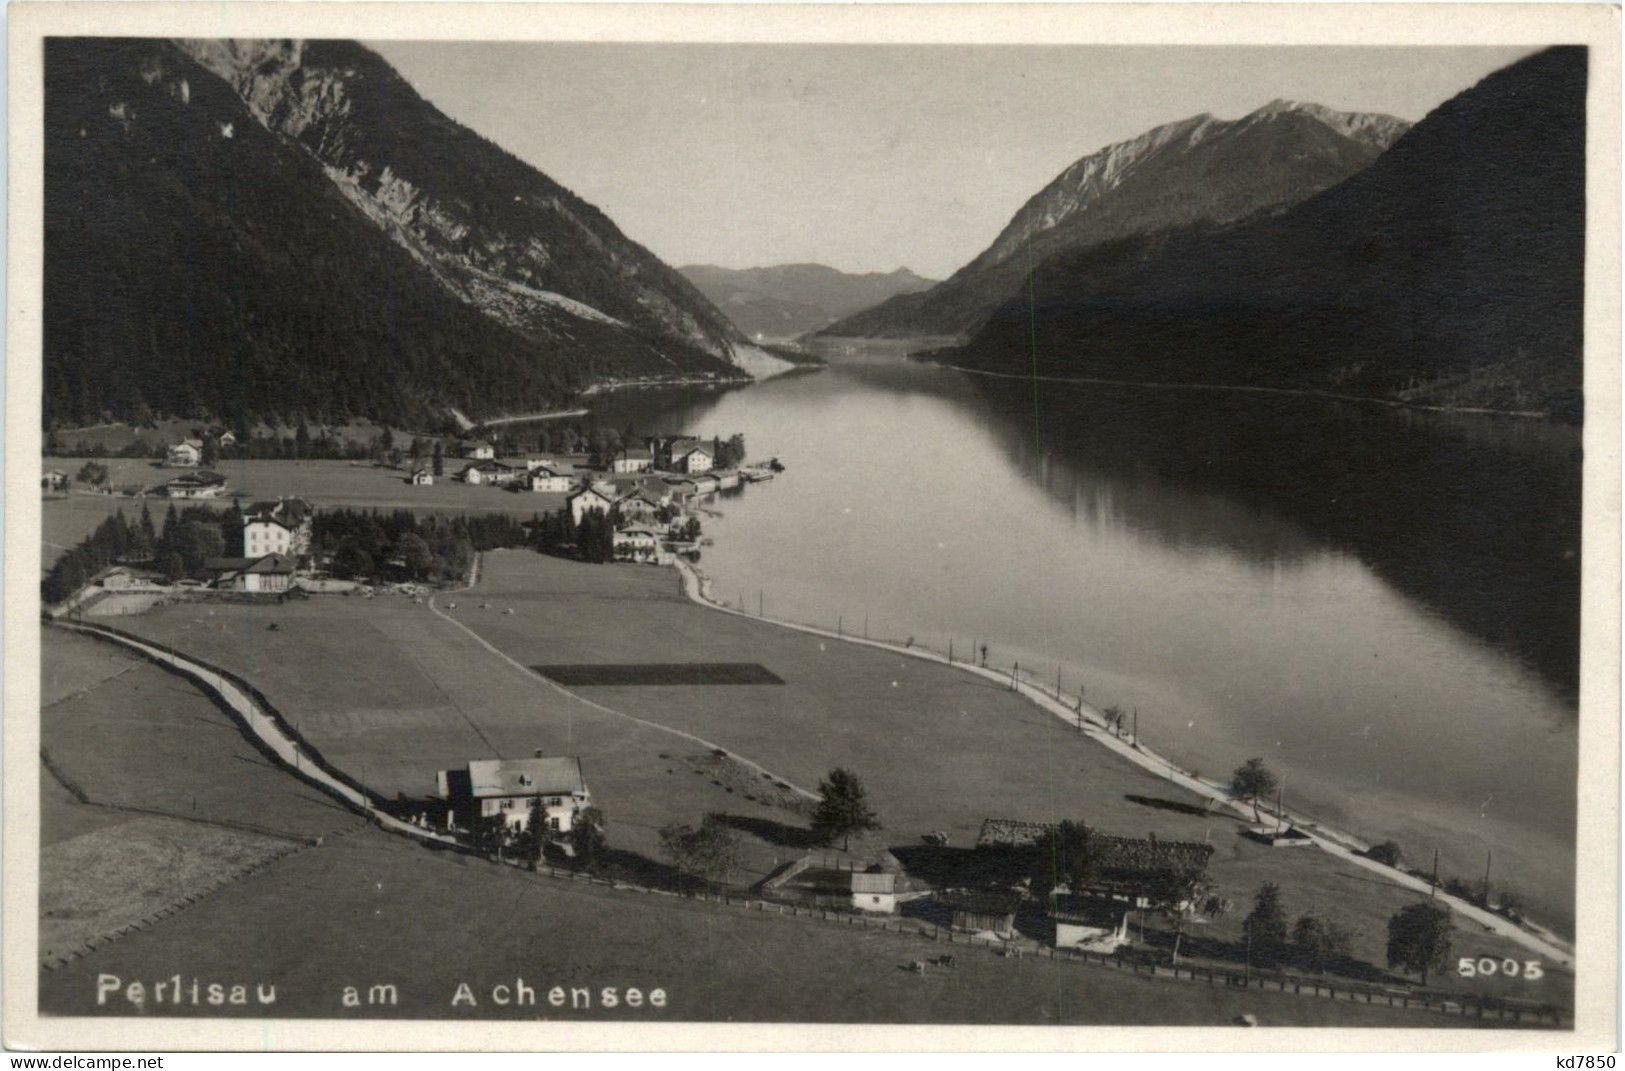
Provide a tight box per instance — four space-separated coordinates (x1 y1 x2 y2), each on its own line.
1049 894 1131 953
672 441 715 474
458 460 524 487
527 463 575 493
241 498 313 558
41 469 68 493
206 553 298 594
436 755 590 834
566 482 620 524
409 467 434 486
165 470 228 499
614 489 662 522
167 439 203 467
611 524 663 562
850 870 898 914
612 447 654 474
216 429 237 448
460 440 495 460
98 565 165 591
976 818 1215 910
942 891 1021 938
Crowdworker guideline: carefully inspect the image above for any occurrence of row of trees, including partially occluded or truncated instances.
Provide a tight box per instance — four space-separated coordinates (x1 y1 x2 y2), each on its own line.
312 508 529 583
41 502 245 604
469 803 609 870
1241 882 1356 974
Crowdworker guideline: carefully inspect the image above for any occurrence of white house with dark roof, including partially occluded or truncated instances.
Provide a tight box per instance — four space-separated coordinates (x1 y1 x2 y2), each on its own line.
437 755 590 833
165 470 227 499
167 439 203 467
460 439 495 460
612 447 654 474
566 481 620 523
672 441 715 474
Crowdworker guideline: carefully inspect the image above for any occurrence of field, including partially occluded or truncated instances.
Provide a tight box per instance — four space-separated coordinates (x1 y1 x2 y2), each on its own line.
40 456 568 573
39 630 367 973
39 626 1493 1026
97 550 1573 1013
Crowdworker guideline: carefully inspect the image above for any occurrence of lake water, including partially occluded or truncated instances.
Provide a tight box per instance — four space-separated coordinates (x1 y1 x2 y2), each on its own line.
589 349 1580 933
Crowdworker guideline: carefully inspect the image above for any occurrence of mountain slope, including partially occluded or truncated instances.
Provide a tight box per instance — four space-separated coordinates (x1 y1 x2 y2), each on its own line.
679 263 935 339
952 46 1585 418
821 102 1409 341
173 39 756 370
43 38 754 429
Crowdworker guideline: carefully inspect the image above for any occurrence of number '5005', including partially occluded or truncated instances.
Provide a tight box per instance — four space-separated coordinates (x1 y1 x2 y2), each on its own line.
1457 957 1543 980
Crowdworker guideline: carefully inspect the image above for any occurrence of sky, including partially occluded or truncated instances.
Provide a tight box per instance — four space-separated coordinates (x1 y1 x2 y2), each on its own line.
369 42 1537 279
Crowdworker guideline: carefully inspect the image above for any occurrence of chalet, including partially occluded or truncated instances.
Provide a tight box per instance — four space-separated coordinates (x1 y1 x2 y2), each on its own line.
614 489 662 522
672 441 715 474
98 565 165 591
976 818 1214 909
941 891 1021 938
460 440 495 460
436 755 590 834
165 470 227 499
458 460 524 487
612 447 654 474
410 468 434 486
1049 894 1131 952
526 459 577 493
567 482 620 524
206 553 297 594
241 498 313 558
850 870 898 915
41 470 68 493
612 524 662 562
216 429 237 448
167 439 203 467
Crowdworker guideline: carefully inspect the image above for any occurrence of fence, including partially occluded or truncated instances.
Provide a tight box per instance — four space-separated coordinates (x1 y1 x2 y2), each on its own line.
50 606 1567 1028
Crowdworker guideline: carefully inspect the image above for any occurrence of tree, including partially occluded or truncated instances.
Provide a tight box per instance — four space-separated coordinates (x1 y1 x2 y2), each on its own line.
576 509 614 564
75 461 108 487
1386 901 1453 986
516 798 546 868
470 813 510 858
570 806 608 870
176 521 224 577
332 538 374 581
659 815 742 893
432 440 445 477
398 532 434 580
811 768 880 851
1229 757 1278 822
1367 840 1403 867
1032 819 1092 897
201 437 218 466
1243 882 1289 966
156 549 185 582
1293 913 1354 974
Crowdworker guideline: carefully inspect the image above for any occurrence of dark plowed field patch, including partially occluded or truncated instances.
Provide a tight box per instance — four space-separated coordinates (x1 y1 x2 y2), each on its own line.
536 662 784 686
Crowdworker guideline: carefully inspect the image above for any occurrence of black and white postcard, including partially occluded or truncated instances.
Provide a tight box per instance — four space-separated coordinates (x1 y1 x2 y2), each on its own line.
5 1 1620 1053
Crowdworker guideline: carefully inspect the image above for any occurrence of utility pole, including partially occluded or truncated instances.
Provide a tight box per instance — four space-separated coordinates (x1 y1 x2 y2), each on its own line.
863 613 868 639
1010 662 1019 691
837 615 842 637
1430 848 1439 898
1056 665 1063 700
1132 707 1139 747
1482 849 1492 906
758 589 763 617
948 639 953 664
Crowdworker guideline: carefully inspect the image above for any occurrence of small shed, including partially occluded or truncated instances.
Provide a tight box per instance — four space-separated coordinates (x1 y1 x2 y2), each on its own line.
943 892 1021 938
850 870 897 915
1050 894 1131 952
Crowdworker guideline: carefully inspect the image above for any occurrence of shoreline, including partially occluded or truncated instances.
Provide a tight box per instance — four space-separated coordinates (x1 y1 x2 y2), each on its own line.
669 556 1575 967
928 361 1556 421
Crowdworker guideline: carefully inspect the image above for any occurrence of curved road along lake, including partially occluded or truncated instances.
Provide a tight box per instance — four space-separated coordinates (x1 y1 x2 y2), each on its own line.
590 348 1580 934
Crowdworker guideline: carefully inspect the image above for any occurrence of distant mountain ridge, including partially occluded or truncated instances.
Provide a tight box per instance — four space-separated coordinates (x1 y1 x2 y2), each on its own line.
679 263 936 339
951 47 1585 418
820 100 1410 341
44 38 767 429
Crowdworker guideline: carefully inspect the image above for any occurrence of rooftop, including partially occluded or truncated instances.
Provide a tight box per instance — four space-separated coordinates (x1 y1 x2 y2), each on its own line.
462 756 587 799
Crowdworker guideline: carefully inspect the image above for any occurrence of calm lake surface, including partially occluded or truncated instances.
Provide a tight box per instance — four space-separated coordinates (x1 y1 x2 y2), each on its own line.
590 350 1580 933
